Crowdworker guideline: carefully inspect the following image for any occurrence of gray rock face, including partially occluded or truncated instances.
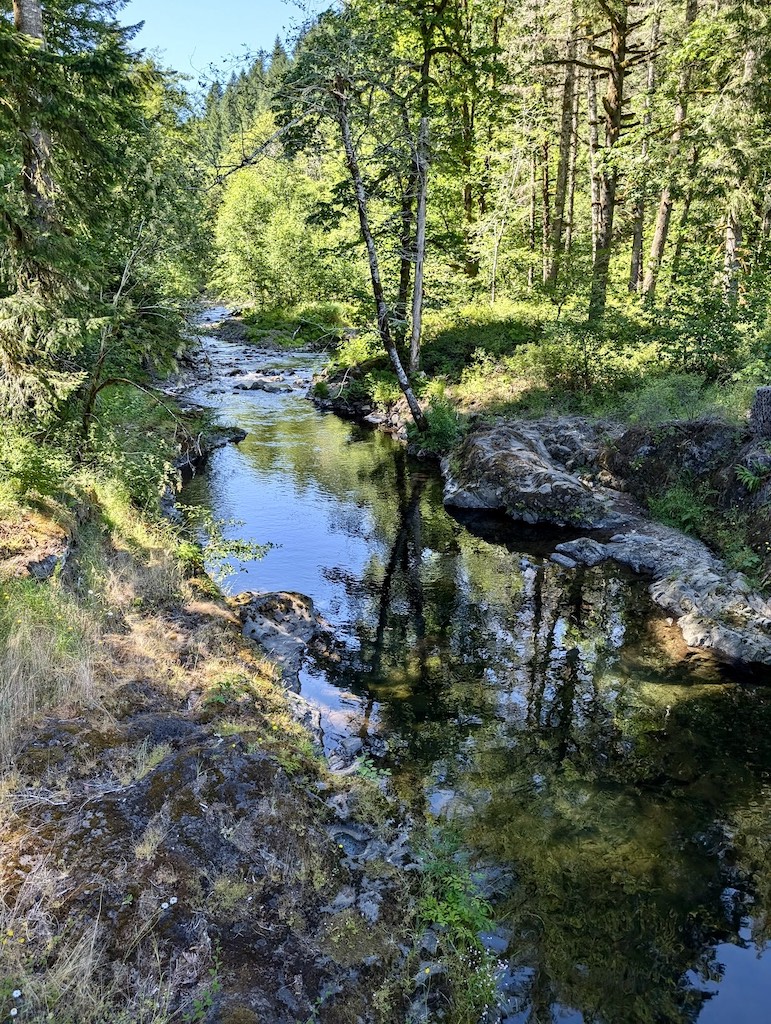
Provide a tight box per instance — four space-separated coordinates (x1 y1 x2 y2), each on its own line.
750 386 771 438
443 419 625 529
236 591 330 688
444 419 771 666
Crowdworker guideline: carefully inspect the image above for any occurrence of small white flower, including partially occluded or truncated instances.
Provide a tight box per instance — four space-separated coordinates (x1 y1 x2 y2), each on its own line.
87 589 94 596
161 902 169 910
10 1009 18 1017
169 896 178 905
11 991 20 999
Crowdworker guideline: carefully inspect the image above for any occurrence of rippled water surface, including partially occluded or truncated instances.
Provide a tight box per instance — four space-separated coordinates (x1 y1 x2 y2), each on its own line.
181 316 771 1023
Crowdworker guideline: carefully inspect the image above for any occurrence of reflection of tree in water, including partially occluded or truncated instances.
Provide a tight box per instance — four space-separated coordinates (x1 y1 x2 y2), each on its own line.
187 407 771 1023
320 452 771 1024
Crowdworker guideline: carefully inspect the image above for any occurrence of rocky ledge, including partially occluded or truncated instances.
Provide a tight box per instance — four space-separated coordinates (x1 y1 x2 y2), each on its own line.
443 418 771 667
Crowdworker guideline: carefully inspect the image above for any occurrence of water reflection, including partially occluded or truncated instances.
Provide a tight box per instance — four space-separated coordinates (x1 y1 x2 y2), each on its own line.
181 336 771 1023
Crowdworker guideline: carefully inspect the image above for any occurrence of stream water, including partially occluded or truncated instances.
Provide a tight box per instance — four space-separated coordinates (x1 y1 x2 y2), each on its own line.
180 311 771 1024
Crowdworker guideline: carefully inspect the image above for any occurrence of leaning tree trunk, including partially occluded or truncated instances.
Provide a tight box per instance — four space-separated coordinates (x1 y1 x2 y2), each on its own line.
588 1 628 322
642 0 697 302
545 19 578 286
334 87 426 430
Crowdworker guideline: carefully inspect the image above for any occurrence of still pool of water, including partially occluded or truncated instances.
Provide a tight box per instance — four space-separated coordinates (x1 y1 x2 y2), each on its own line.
180 320 771 1023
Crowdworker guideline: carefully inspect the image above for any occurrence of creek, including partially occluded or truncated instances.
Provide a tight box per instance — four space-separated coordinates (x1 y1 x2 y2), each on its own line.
179 310 771 1024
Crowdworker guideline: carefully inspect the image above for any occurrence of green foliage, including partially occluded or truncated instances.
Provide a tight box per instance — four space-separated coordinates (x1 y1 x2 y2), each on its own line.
210 114 363 308
647 483 715 537
418 832 490 940
0 425 74 507
331 332 380 370
408 390 464 454
736 462 771 494
180 506 274 588
422 299 548 375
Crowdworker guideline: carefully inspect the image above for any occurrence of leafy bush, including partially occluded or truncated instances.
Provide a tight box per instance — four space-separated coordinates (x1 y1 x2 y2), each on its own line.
647 482 714 536
331 331 379 369
364 370 401 407
0 427 74 504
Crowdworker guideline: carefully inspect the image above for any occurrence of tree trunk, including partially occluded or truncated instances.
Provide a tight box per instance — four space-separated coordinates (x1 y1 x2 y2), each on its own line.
13 0 54 238
588 2 628 321
642 0 697 302
723 204 742 304
409 113 429 373
541 142 551 284
13 0 44 39
545 19 578 286
334 88 426 430
587 71 601 261
395 168 417 336
564 78 580 254
528 151 537 289
628 9 660 292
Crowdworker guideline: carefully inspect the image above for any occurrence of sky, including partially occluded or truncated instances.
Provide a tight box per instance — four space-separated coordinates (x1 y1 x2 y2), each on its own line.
121 0 327 85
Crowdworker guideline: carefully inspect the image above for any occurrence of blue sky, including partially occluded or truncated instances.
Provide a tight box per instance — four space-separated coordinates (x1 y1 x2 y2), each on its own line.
122 0 327 84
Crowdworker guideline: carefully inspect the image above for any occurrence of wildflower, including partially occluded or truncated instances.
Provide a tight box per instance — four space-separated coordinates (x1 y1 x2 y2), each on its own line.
10 1009 18 1017
12 991 20 999
161 902 169 910
169 896 178 905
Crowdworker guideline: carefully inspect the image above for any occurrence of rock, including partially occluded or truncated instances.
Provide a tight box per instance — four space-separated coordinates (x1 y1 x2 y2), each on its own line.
555 537 609 567
413 962 446 986
443 420 624 529
750 387 771 438
550 552 578 569
441 418 771 666
236 592 331 688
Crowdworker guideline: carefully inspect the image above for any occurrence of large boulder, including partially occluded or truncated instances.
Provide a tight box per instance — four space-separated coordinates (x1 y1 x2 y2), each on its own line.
443 419 624 529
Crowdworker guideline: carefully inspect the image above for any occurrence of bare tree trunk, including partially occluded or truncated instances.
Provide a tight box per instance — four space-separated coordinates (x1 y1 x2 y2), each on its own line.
628 9 660 292
13 0 53 238
334 87 426 430
13 0 44 38
545 18 578 286
541 142 551 284
670 185 694 287
723 204 742 304
587 71 601 261
409 113 429 374
588 1 628 321
395 168 417 337
528 151 537 288
564 79 580 255
642 0 697 302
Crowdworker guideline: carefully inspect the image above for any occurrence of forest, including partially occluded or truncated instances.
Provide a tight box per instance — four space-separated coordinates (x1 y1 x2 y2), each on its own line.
2 0 771 1021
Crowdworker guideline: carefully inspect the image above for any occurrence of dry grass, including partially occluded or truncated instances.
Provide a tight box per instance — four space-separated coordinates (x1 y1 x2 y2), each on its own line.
0 580 99 764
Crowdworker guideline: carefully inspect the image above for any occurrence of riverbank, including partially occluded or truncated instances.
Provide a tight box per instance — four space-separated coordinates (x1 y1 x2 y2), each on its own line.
313 365 771 668
0 312 496 1024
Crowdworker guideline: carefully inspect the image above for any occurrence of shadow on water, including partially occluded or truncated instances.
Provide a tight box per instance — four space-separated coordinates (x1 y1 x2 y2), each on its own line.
180 334 771 1024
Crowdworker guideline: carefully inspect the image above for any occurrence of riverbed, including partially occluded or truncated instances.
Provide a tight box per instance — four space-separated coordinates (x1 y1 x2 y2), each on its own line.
178 310 771 1024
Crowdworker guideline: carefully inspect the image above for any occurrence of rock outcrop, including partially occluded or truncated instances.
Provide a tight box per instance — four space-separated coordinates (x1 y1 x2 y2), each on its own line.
443 418 771 666
443 419 626 529
235 592 334 690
